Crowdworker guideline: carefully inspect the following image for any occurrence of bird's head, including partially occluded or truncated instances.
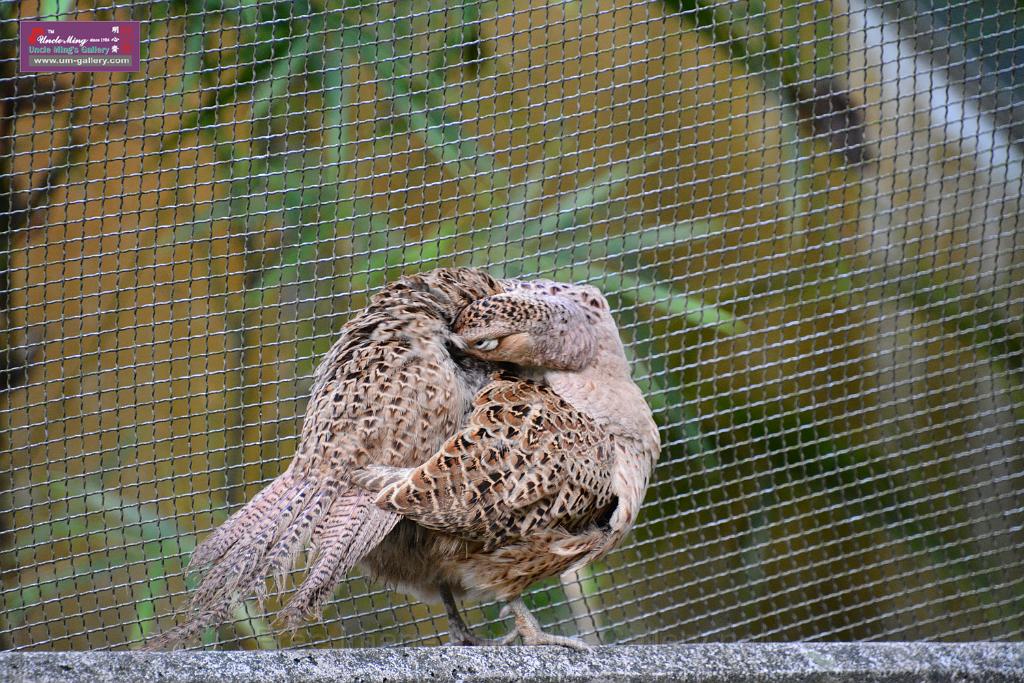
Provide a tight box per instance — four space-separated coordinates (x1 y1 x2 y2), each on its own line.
452 282 612 371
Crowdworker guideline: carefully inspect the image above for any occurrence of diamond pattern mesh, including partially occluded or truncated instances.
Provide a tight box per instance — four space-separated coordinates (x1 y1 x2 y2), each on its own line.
1 0 1021 650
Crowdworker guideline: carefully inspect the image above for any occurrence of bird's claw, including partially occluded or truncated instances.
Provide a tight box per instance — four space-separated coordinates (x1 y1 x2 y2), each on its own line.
517 631 592 651
447 630 516 647
496 628 520 646
502 597 593 651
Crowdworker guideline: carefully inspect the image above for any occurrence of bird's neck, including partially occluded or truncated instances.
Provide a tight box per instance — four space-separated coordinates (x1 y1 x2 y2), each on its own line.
542 337 659 452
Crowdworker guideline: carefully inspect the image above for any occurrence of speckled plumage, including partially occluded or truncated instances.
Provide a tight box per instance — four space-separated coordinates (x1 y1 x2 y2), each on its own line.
148 268 506 649
150 270 659 651
354 373 617 579
354 281 661 648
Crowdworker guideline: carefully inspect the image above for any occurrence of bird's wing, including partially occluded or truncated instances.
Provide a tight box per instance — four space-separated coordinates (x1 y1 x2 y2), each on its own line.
355 374 617 551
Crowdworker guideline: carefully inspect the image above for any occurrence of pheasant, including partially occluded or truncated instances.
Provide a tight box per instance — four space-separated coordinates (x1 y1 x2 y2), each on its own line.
147 268 508 649
353 281 661 649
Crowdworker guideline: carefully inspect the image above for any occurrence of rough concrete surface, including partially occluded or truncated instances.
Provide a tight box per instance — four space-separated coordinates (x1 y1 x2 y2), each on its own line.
2 643 1023 682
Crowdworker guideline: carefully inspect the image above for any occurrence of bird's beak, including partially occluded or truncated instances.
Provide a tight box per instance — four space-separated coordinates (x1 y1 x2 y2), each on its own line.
450 334 468 351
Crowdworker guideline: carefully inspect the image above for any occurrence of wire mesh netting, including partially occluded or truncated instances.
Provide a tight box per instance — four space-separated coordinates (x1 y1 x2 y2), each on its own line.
1 0 1023 652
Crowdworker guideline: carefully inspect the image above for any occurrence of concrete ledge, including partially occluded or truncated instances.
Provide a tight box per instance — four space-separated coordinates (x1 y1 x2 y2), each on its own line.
3 643 1023 682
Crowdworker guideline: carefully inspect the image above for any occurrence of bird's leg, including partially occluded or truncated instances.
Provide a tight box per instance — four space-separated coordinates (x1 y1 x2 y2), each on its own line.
440 584 515 646
504 597 592 651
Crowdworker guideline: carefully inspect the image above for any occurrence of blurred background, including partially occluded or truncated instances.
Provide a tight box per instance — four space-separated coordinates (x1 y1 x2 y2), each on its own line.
1 0 1022 650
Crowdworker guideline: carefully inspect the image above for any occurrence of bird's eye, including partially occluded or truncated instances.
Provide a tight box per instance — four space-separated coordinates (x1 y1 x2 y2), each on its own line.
473 339 499 351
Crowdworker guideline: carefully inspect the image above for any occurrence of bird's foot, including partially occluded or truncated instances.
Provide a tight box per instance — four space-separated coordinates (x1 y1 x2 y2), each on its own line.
441 583 518 647
504 597 593 651
517 630 592 651
448 627 518 647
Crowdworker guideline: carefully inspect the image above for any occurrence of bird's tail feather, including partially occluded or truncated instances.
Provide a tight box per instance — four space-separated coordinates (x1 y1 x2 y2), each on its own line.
186 470 299 575
278 491 398 628
146 472 391 650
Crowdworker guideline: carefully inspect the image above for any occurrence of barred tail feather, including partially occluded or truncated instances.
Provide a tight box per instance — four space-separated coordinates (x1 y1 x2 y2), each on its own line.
265 486 336 594
145 472 332 650
278 491 398 628
144 605 235 651
186 472 299 575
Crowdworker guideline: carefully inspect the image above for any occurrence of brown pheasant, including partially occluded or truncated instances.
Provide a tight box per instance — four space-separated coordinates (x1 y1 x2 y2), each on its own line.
353 281 661 649
148 268 507 648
